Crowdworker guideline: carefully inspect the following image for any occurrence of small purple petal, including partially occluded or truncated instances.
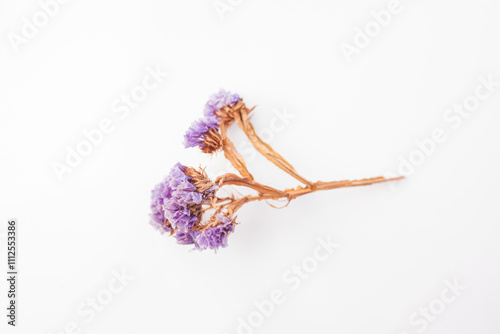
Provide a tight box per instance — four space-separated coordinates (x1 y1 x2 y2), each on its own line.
175 230 200 245
203 89 240 118
183 116 219 149
149 180 172 234
195 215 235 251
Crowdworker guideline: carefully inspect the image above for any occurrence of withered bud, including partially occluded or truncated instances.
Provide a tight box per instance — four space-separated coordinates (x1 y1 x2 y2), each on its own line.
184 166 219 199
215 100 254 125
200 127 224 153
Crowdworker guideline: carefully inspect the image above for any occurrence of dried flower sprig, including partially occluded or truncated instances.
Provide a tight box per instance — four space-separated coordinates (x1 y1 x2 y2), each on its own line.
184 90 253 179
150 89 403 251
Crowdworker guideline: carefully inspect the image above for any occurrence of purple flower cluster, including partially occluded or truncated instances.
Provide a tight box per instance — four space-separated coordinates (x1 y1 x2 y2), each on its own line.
150 163 205 233
196 215 235 251
150 163 235 251
183 116 219 149
203 89 241 118
184 89 240 150
174 214 235 251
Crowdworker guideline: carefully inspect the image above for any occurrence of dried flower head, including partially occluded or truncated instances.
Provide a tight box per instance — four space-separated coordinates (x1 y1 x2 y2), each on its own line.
149 163 218 235
203 89 240 118
184 89 242 153
149 163 240 251
170 214 236 251
184 116 223 153
195 214 235 251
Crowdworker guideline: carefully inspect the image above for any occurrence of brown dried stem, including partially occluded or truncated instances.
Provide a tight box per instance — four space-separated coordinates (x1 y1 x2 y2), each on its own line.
215 173 286 198
202 99 404 218
232 102 313 187
250 175 404 201
219 122 253 180
213 174 403 214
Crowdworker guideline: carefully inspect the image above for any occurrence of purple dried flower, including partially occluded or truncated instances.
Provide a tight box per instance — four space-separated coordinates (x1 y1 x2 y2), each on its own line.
183 115 221 151
184 89 241 153
150 163 217 235
203 89 240 118
195 214 235 251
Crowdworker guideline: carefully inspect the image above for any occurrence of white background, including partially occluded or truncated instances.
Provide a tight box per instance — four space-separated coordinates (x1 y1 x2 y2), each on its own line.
1 0 500 333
